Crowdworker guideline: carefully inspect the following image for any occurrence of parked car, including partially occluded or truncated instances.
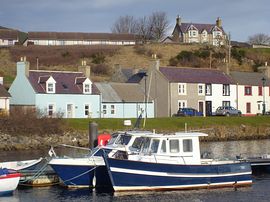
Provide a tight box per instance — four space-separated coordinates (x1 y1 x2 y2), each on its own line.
174 108 203 117
215 106 242 116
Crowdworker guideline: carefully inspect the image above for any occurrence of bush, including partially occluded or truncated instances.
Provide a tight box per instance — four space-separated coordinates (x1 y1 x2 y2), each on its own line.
134 45 147 55
0 108 66 135
91 52 106 64
91 64 110 75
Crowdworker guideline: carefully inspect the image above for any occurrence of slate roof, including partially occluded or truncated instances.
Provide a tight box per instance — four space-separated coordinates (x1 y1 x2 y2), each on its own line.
96 82 149 102
0 29 18 39
127 71 147 83
230 71 270 86
159 67 234 84
28 32 137 41
0 84 11 97
28 70 99 94
175 23 225 34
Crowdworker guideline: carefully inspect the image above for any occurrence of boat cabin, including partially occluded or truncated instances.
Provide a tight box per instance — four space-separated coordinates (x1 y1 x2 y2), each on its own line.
128 132 208 165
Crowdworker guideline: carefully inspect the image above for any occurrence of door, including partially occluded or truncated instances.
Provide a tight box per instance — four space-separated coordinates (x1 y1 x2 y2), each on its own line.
67 104 74 118
206 101 212 116
198 101 204 115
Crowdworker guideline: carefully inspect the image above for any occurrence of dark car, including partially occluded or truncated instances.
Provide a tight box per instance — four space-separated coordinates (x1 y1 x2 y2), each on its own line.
175 108 203 117
215 106 242 116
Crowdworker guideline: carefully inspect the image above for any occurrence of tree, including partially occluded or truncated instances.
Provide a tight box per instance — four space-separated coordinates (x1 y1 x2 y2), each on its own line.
111 15 138 34
111 12 170 42
148 11 169 41
248 33 270 45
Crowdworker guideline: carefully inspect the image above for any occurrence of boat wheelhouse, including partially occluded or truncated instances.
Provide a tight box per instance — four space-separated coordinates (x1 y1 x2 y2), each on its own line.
103 132 252 192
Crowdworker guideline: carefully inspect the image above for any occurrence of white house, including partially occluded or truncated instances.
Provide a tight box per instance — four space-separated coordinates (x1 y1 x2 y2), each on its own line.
231 71 270 116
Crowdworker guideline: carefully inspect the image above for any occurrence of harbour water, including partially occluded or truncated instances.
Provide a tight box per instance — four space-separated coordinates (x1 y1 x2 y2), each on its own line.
1 139 270 202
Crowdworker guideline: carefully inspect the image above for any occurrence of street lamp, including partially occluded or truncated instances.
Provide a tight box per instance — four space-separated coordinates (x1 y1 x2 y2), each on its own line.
262 77 266 115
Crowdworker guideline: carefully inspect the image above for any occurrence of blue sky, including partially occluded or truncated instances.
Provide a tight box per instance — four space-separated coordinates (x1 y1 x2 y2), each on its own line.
1 0 269 42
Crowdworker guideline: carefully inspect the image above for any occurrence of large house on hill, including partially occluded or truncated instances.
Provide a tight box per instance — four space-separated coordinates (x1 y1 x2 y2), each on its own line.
8 60 101 118
164 16 227 46
27 32 138 46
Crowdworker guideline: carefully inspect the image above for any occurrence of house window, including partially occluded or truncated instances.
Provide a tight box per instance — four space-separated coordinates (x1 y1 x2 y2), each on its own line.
84 104 91 117
178 83 186 95
183 139 193 152
222 101 231 107
258 86 262 96
178 100 187 109
245 86 252 96
223 84 230 96
111 105 115 114
246 102 251 113
48 104 55 117
47 83 55 93
84 84 90 93
169 139 179 153
198 84 204 95
103 105 107 114
205 84 212 95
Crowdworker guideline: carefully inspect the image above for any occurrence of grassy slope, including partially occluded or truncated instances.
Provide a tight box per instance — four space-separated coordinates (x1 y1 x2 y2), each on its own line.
66 116 270 132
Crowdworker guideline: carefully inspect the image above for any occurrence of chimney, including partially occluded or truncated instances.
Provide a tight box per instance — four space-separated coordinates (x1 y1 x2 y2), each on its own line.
0 77 3 85
79 59 91 78
176 15 181 26
216 17 222 27
154 59 160 70
17 56 30 77
258 62 270 78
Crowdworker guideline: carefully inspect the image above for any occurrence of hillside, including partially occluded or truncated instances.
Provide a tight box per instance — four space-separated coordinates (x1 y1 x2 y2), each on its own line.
1 44 270 87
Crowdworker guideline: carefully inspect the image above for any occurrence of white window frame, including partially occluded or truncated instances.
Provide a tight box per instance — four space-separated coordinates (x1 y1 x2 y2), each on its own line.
47 103 55 117
103 105 107 115
178 100 187 109
84 104 92 118
84 84 90 93
178 83 186 95
47 83 55 93
111 105 115 114
223 84 230 96
205 84 212 95
198 84 204 95
66 103 74 118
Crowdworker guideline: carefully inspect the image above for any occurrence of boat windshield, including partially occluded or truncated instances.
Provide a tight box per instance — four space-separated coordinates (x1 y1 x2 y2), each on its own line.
129 137 146 152
115 134 132 145
107 133 119 145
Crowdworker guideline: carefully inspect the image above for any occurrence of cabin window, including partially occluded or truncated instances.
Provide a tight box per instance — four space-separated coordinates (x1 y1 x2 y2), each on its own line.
169 139 179 153
160 140 167 153
107 133 119 145
150 139 160 154
142 138 151 153
131 137 145 151
115 135 132 145
183 139 193 152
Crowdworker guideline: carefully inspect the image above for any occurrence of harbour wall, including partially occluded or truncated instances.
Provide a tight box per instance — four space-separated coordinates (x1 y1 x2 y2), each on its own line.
1 125 270 150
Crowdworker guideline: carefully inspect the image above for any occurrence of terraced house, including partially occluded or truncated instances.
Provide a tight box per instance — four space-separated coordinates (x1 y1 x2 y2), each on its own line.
164 16 227 46
8 59 101 118
144 61 236 117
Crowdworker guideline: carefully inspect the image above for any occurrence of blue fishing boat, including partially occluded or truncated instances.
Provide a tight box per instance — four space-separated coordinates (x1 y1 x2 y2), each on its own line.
48 131 153 188
103 132 252 191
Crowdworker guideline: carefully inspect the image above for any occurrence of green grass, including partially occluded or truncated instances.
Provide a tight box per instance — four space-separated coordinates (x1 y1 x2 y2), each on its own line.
66 116 270 132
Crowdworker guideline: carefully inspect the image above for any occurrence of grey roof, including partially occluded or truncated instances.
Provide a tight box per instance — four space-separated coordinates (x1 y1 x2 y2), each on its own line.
175 23 225 34
160 67 234 84
96 82 149 103
230 71 270 86
95 83 121 102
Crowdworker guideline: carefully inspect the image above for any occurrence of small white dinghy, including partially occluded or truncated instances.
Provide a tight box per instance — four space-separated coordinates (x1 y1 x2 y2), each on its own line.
0 158 43 171
0 168 21 196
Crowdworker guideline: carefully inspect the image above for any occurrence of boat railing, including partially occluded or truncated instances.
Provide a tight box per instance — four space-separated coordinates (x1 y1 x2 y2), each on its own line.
49 144 92 159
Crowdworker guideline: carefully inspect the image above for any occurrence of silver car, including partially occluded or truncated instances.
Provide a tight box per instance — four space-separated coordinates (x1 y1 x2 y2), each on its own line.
215 106 242 116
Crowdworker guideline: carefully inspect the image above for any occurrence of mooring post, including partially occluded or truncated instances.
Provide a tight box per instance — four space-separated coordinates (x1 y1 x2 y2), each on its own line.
89 121 98 149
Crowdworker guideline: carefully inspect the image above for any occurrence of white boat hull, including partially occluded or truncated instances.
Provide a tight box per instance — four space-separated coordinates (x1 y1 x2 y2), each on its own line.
0 173 21 195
